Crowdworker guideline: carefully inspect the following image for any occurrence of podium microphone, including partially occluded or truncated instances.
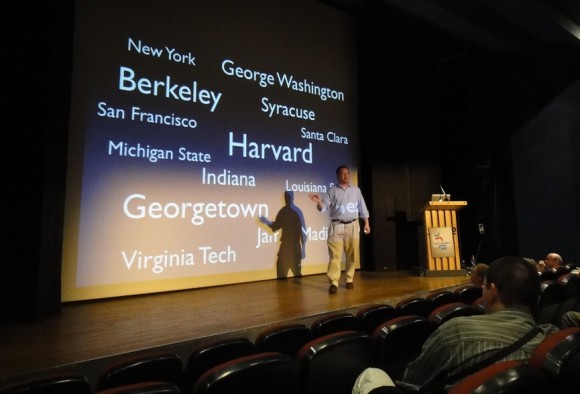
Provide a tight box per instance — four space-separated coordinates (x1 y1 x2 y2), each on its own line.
440 185 448 201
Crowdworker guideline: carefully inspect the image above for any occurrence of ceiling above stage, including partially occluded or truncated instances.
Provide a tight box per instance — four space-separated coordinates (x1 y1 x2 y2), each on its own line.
319 0 580 138
321 0 580 59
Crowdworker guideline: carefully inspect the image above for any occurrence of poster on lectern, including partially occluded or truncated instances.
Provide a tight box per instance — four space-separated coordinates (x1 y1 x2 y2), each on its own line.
61 0 359 301
429 227 456 258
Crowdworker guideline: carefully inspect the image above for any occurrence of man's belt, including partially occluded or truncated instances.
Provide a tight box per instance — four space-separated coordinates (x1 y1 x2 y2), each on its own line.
331 219 357 224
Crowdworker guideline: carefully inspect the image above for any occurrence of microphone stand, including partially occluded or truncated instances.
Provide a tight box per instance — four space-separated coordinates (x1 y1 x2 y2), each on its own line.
475 231 484 262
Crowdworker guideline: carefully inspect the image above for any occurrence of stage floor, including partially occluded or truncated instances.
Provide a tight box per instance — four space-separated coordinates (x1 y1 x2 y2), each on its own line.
0 270 470 386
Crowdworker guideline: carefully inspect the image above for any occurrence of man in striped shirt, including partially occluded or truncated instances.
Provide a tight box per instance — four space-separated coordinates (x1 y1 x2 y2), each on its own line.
401 256 559 388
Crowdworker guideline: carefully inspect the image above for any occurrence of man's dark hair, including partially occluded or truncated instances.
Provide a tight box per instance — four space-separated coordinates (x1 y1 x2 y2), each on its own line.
485 256 541 311
335 165 349 175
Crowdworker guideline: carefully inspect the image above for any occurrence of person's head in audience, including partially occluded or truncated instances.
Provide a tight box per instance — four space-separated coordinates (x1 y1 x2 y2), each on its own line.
544 253 563 270
469 263 489 288
482 256 541 314
523 257 544 273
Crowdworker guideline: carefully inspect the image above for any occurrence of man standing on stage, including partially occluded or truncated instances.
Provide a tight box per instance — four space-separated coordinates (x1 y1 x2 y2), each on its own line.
310 165 370 294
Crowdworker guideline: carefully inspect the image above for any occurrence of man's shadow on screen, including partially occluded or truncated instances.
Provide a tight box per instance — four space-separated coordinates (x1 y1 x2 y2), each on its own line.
259 190 306 278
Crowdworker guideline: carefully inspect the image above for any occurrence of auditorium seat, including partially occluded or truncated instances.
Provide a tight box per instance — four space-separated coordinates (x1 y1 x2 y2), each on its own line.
471 296 485 313
446 360 549 394
192 352 294 394
425 290 461 310
555 265 571 277
0 373 92 394
552 273 580 326
95 381 182 393
539 269 559 282
454 285 483 305
96 351 184 392
183 337 255 393
528 327 580 393
534 280 568 325
361 387 406 394
427 301 480 327
556 347 580 394
394 297 432 318
560 273 580 300
558 272 580 297
356 303 396 335
254 323 312 359
372 315 435 381
529 327 580 368
309 311 359 338
294 330 375 394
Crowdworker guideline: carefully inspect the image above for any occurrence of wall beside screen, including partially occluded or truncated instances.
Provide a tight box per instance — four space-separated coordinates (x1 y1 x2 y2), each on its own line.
61 0 359 301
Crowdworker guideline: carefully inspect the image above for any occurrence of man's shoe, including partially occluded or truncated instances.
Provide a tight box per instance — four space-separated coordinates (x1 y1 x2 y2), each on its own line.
329 284 338 294
346 282 354 289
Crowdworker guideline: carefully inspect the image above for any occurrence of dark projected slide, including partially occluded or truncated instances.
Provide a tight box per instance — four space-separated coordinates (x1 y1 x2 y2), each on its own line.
62 0 359 301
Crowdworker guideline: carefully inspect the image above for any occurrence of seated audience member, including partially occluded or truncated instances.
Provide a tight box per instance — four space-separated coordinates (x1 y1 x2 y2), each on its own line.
560 310 580 328
544 252 563 270
523 257 542 273
469 263 489 288
354 256 560 393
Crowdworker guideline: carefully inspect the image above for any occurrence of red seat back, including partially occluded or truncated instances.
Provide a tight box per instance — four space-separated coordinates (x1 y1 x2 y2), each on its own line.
428 302 480 327
0 373 92 394
529 327 580 384
356 304 396 334
372 315 435 381
96 352 183 392
395 297 432 318
426 290 461 310
295 330 375 394
193 352 294 394
310 312 359 338
95 381 181 394
447 360 548 394
454 285 483 305
184 337 255 393
254 323 312 359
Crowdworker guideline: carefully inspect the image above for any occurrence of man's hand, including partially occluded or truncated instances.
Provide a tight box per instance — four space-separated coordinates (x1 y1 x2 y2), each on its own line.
308 193 320 203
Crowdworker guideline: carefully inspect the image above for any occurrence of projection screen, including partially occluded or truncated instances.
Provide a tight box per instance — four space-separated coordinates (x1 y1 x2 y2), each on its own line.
62 0 359 301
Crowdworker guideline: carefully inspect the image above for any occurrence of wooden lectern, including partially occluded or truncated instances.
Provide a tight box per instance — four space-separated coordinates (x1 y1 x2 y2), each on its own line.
417 201 467 276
